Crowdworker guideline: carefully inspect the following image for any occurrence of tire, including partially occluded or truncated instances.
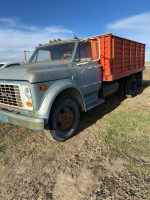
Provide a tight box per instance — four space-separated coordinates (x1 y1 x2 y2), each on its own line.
117 78 126 97
125 75 137 98
136 71 143 87
44 96 80 142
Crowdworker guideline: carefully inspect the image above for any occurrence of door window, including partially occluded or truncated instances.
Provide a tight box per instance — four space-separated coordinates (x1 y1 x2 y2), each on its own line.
75 42 93 62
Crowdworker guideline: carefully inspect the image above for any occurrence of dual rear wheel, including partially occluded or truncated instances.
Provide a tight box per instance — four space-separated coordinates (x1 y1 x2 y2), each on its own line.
118 73 142 98
125 75 137 98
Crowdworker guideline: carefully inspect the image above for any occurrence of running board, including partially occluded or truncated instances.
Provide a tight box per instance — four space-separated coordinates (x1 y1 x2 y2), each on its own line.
86 99 105 111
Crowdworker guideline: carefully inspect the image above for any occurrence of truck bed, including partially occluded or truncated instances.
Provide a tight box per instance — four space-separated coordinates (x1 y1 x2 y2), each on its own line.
93 34 145 81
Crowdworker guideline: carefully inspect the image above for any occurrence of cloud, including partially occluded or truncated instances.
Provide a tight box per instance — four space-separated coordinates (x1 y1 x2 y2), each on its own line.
0 17 38 31
107 12 150 60
45 26 73 34
0 18 16 26
0 18 74 62
107 12 150 30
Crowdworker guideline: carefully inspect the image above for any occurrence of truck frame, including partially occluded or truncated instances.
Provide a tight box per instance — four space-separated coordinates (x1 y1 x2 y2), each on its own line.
0 33 145 141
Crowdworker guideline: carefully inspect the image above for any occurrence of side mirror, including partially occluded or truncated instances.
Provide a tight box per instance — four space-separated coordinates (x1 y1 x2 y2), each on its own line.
91 40 99 60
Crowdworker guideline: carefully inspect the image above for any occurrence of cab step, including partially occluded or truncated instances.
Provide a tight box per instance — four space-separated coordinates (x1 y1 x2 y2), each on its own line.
86 99 104 111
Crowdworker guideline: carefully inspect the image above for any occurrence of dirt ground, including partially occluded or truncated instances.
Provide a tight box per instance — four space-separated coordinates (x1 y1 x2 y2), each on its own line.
0 73 150 199
1 127 142 200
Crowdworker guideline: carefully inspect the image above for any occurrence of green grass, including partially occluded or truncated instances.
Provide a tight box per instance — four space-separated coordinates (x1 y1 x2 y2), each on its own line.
0 128 29 152
0 158 7 166
100 105 150 182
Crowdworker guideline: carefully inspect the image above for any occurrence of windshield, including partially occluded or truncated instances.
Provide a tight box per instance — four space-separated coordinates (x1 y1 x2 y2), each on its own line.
28 42 75 63
0 64 4 68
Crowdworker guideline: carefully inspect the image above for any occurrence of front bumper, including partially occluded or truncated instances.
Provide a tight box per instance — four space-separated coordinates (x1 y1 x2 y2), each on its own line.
0 109 44 131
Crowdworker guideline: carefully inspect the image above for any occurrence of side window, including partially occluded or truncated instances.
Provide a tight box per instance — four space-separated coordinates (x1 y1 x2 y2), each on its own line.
75 42 93 61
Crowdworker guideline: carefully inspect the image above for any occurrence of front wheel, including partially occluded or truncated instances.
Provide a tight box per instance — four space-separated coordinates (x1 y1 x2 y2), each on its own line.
44 96 80 142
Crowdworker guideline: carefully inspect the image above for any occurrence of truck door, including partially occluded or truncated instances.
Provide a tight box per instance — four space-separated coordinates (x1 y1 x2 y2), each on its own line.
74 42 102 96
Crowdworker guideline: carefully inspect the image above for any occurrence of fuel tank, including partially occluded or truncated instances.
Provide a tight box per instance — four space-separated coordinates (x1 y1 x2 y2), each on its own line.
99 80 119 98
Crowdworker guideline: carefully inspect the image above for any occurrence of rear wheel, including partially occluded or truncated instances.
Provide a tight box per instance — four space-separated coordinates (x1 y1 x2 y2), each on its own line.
136 71 143 87
117 78 126 97
125 75 137 98
44 96 80 142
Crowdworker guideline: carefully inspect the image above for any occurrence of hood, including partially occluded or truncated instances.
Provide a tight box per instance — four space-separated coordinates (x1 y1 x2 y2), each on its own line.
0 62 71 83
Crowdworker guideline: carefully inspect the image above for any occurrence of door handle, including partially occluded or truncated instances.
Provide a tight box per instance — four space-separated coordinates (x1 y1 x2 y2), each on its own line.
95 65 101 68
87 66 100 69
77 62 88 66
87 66 93 69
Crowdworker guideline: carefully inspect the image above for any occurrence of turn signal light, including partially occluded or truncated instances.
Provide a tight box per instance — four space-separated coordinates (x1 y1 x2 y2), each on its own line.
26 102 32 107
39 85 47 91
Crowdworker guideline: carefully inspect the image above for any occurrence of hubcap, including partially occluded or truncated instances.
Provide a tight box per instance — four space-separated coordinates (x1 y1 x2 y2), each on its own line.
57 107 74 131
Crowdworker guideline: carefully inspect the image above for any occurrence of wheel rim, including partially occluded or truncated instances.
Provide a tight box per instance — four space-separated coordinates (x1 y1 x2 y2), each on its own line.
57 106 74 131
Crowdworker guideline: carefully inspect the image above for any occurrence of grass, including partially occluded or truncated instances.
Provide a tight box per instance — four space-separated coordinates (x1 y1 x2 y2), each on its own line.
143 68 150 77
0 158 7 167
103 110 150 157
143 69 150 85
0 127 29 152
98 71 150 184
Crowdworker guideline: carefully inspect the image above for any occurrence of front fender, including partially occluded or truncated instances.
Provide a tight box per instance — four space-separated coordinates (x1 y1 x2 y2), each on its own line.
36 81 85 121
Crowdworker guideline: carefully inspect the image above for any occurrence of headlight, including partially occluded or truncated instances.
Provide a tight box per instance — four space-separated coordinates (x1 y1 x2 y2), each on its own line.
25 87 31 99
20 85 33 111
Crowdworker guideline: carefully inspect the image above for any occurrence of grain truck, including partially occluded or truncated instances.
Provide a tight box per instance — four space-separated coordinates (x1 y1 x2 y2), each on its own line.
0 33 145 141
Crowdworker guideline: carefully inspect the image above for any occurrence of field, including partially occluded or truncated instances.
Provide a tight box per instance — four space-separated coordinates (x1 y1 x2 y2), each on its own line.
0 70 150 200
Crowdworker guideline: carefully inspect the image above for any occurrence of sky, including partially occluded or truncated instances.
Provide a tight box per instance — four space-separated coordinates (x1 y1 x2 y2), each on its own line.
0 0 150 62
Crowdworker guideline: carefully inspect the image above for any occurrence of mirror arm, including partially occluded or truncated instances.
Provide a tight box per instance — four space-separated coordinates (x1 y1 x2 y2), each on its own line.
80 59 92 75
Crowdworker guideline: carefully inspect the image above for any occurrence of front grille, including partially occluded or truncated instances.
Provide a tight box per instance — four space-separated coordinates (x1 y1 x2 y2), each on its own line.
0 84 23 107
